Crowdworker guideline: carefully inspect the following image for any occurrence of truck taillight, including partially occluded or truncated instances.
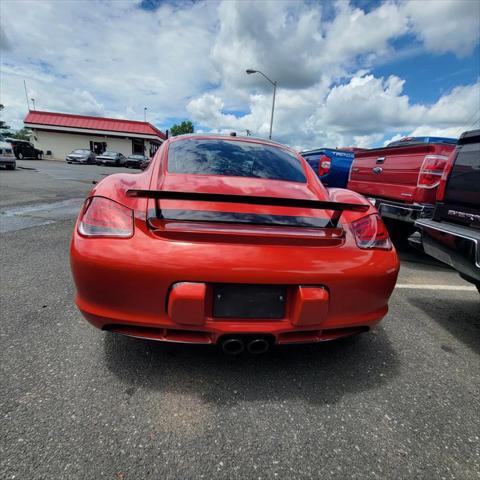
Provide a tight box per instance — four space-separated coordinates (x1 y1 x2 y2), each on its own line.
78 197 134 237
435 151 457 201
417 155 449 189
318 155 331 176
352 214 392 250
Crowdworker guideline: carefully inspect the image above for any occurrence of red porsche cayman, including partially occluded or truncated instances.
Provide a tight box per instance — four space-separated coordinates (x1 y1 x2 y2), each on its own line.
71 135 399 354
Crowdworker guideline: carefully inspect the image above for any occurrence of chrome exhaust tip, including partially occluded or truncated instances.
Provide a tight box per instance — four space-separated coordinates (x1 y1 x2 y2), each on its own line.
221 337 245 355
246 338 270 355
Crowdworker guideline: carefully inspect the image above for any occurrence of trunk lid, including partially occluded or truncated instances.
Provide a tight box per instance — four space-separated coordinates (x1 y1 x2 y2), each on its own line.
156 173 333 226
145 174 350 246
159 173 324 201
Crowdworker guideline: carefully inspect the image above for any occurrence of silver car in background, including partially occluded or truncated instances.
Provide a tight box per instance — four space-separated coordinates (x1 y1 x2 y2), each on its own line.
66 149 96 164
0 140 16 170
95 151 126 166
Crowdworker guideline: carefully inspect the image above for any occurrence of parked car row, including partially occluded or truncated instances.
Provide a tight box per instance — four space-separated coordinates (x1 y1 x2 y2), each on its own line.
301 132 479 292
66 149 149 169
3 138 44 160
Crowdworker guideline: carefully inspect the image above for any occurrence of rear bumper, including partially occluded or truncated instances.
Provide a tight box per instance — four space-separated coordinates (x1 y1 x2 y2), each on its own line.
125 161 141 168
97 160 117 165
71 224 399 345
66 158 89 163
371 198 434 223
0 156 16 165
415 219 480 284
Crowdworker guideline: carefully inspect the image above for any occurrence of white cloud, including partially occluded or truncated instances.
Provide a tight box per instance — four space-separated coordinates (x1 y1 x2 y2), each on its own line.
403 0 480 57
1 0 219 127
187 74 479 149
211 0 408 93
0 0 479 150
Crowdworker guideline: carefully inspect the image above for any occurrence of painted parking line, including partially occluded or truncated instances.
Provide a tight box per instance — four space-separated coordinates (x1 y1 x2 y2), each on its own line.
395 284 477 291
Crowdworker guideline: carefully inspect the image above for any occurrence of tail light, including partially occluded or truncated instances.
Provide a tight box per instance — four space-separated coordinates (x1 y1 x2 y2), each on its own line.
352 214 392 250
417 155 449 189
78 197 134 237
347 159 356 183
436 151 457 201
318 154 331 176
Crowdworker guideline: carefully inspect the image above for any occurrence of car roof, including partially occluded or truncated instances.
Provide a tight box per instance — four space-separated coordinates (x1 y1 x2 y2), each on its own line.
300 148 354 156
167 133 294 151
5 138 30 143
386 136 457 147
458 129 480 144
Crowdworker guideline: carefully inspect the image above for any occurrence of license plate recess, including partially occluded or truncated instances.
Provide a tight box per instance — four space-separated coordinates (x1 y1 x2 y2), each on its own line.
213 284 286 319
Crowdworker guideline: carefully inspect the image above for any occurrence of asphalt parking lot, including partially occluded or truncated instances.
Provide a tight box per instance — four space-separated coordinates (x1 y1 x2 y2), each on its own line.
1 160 479 479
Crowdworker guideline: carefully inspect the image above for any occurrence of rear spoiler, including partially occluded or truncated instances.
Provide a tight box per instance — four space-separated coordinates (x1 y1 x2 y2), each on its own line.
126 189 369 228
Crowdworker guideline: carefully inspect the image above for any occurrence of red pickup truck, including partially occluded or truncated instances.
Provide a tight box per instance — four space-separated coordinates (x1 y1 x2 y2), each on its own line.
348 137 457 237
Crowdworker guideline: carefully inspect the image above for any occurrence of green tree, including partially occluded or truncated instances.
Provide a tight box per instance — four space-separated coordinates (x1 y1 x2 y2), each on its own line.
11 128 32 141
170 120 194 137
0 104 13 137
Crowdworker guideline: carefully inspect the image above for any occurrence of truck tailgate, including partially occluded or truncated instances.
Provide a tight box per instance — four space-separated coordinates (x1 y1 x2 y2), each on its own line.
349 144 456 203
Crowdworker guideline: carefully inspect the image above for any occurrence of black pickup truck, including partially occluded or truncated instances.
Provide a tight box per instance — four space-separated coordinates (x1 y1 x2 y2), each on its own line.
412 129 480 291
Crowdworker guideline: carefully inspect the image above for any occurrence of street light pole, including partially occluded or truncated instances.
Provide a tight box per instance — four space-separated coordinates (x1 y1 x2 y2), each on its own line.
144 107 147 122
269 81 276 140
246 69 277 140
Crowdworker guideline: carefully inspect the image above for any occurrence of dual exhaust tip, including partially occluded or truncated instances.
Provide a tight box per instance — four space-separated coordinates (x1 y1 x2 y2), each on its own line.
221 336 270 355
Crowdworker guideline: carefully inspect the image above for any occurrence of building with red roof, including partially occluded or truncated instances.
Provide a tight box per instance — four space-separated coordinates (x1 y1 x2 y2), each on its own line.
24 110 166 160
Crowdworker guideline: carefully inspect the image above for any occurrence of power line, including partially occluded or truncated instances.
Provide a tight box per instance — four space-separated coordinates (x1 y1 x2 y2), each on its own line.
455 109 480 137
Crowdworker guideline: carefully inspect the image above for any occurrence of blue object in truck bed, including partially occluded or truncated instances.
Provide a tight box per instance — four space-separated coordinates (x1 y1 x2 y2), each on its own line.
301 148 355 188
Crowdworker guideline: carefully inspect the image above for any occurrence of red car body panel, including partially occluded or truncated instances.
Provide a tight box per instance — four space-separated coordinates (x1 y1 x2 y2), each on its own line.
71 135 399 346
348 143 456 204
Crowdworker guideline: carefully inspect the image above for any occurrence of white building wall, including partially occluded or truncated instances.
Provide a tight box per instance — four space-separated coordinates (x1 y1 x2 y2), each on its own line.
32 130 159 160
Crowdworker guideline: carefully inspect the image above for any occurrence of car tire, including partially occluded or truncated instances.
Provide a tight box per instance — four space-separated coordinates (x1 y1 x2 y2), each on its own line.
6 163 16 170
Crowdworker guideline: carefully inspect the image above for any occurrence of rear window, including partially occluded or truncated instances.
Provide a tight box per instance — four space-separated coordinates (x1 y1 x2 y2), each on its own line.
167 139 306 182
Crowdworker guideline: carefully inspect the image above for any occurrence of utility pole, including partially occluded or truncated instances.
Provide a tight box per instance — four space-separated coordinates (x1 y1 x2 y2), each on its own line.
23 80 30 111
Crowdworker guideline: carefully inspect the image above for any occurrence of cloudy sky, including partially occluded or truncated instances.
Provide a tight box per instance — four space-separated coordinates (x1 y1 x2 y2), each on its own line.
1 0 479 149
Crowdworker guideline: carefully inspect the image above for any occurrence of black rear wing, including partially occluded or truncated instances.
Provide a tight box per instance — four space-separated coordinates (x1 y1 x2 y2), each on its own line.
126 189 369 228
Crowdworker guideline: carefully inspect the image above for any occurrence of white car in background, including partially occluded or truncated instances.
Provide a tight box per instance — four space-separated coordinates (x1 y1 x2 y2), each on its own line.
0 140 16 170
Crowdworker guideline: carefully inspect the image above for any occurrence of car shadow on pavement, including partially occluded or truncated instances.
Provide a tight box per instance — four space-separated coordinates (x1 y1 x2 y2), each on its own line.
406 295 480 355
103 327 399 406
395 242 452 271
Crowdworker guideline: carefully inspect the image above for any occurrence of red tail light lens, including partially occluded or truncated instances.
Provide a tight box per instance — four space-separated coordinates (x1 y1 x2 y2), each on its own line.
318 155 331 176
417 155 448 189
436 151 457 201
352 214 392 250
78 197 133 237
